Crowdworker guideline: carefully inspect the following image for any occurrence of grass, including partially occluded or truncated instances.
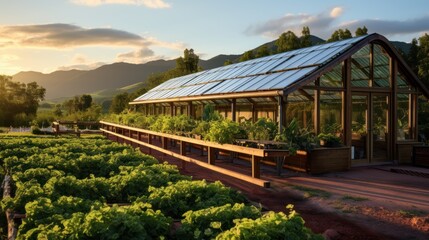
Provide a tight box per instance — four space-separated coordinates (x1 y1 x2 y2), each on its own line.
291 185 332 199
398 209 427 218
341 195 368 202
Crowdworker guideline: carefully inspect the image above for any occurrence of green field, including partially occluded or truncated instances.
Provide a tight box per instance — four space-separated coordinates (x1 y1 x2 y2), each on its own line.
0 135 321 239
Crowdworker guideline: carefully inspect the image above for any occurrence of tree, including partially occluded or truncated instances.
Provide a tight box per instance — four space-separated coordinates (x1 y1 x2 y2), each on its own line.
407 38 420 75
53 104 63 117
327 29 353 42
418 33 429 87
176 49 200 75
224 59 233 66
239 50 255 62
275 31 300 53
300 26 312 48
355 26 368 36
255 45 270 58
0 75 45 126
110 92 131 114
80 94 92 111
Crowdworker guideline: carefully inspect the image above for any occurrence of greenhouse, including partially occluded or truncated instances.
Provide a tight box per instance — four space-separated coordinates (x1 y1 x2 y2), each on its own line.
102 33 429 185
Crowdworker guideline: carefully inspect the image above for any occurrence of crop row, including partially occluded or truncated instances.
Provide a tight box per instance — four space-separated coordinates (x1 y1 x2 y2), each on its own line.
0 136 322 239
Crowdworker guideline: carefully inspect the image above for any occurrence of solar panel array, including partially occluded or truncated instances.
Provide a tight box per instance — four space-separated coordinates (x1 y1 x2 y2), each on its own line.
134 35 368 102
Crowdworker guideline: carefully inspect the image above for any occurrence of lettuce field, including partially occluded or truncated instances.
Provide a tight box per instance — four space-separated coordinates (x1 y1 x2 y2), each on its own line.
0 136 321 239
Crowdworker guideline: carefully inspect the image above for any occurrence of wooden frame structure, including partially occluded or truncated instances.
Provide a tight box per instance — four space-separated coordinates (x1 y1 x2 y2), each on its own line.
126 34 429 169
100 121 291 188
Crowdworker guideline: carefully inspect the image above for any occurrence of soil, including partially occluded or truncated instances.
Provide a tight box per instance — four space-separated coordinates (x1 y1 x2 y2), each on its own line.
157 155 429 240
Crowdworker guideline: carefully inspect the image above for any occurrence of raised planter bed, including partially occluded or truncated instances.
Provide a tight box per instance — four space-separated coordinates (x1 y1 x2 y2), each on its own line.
283 147 351 174
413 146 429 167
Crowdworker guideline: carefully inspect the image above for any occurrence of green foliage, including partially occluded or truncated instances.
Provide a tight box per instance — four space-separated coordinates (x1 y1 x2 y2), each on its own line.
317 133 342 147
355 26 368 36
276 31 301 53
143 180 246 218
216 205 323 240
275 118 317 154
0 76 46 126
177 203 261 240
247 118 278 141
63 203 171 239
327 28 353 42
202 104 223 122
205 119 241 144
0 136 315 239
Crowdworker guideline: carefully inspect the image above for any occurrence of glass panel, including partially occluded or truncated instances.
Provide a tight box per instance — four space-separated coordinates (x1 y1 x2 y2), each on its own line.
286 90 315 131
320 63 343 87
351 95 368 161
372 95 389 162
269 66 318 89
320 91 343 138
373 44 391 88
397 69 415 91
397 94 412 140
351 45 370 87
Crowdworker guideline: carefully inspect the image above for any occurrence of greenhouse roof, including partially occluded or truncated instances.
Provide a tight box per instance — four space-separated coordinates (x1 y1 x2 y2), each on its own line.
131 33 429 104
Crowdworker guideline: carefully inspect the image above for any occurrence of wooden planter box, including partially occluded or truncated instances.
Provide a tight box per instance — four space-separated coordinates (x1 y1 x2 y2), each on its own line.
284 147 351 174
413 146 429 167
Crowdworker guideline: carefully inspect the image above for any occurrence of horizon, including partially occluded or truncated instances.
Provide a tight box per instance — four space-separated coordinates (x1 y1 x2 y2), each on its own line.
1 0 429 75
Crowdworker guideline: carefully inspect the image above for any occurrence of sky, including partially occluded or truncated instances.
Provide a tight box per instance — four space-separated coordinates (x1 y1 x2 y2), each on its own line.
1 0 429 75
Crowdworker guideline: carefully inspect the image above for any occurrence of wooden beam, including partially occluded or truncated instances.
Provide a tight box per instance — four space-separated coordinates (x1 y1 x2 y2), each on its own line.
100 121 289 158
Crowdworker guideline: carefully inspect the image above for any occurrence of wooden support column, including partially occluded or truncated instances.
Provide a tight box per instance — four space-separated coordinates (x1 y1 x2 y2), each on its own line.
251 155 260 178
278 95 286 132
148 134 152 154
187 101 193 118
170 103 174 116
231 99 237 122
208 147 216 165
252 103 257 122
162 137 167 149
180 140 187 169
391 59 398 162
344 58 352 147
314 85 320 134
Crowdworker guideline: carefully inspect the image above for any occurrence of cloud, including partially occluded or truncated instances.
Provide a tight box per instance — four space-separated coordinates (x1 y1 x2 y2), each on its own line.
116 47 156 63
330 7 343 18
245 7 343 38
70 0 170 8
0 23 146 48
339 15 429 36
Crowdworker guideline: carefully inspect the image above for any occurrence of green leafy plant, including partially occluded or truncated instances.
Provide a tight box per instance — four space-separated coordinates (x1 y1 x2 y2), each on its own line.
247 118 278 141
275 118 317 154
205 119 241 144
317 133 342 147
216 205 323 240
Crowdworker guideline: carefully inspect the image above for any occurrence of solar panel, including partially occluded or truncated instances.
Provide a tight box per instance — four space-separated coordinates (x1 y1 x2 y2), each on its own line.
134 35 370 102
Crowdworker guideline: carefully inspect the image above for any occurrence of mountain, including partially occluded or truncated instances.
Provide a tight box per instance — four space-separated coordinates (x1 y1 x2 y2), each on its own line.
12 54 241 102
12 35 411 103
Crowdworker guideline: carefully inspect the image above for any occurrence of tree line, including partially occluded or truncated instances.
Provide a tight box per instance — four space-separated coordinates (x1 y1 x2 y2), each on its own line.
0 75 45 127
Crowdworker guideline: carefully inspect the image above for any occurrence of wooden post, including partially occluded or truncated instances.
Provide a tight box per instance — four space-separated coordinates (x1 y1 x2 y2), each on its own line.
251 155 260 178
180 140 187 169
187 101 193 118
278 95 286 133
231 99 236 122
148 134 152 154
208 147 216 165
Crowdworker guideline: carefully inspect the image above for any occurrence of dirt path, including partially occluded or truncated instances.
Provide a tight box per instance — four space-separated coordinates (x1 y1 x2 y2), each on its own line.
158 154 429 240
